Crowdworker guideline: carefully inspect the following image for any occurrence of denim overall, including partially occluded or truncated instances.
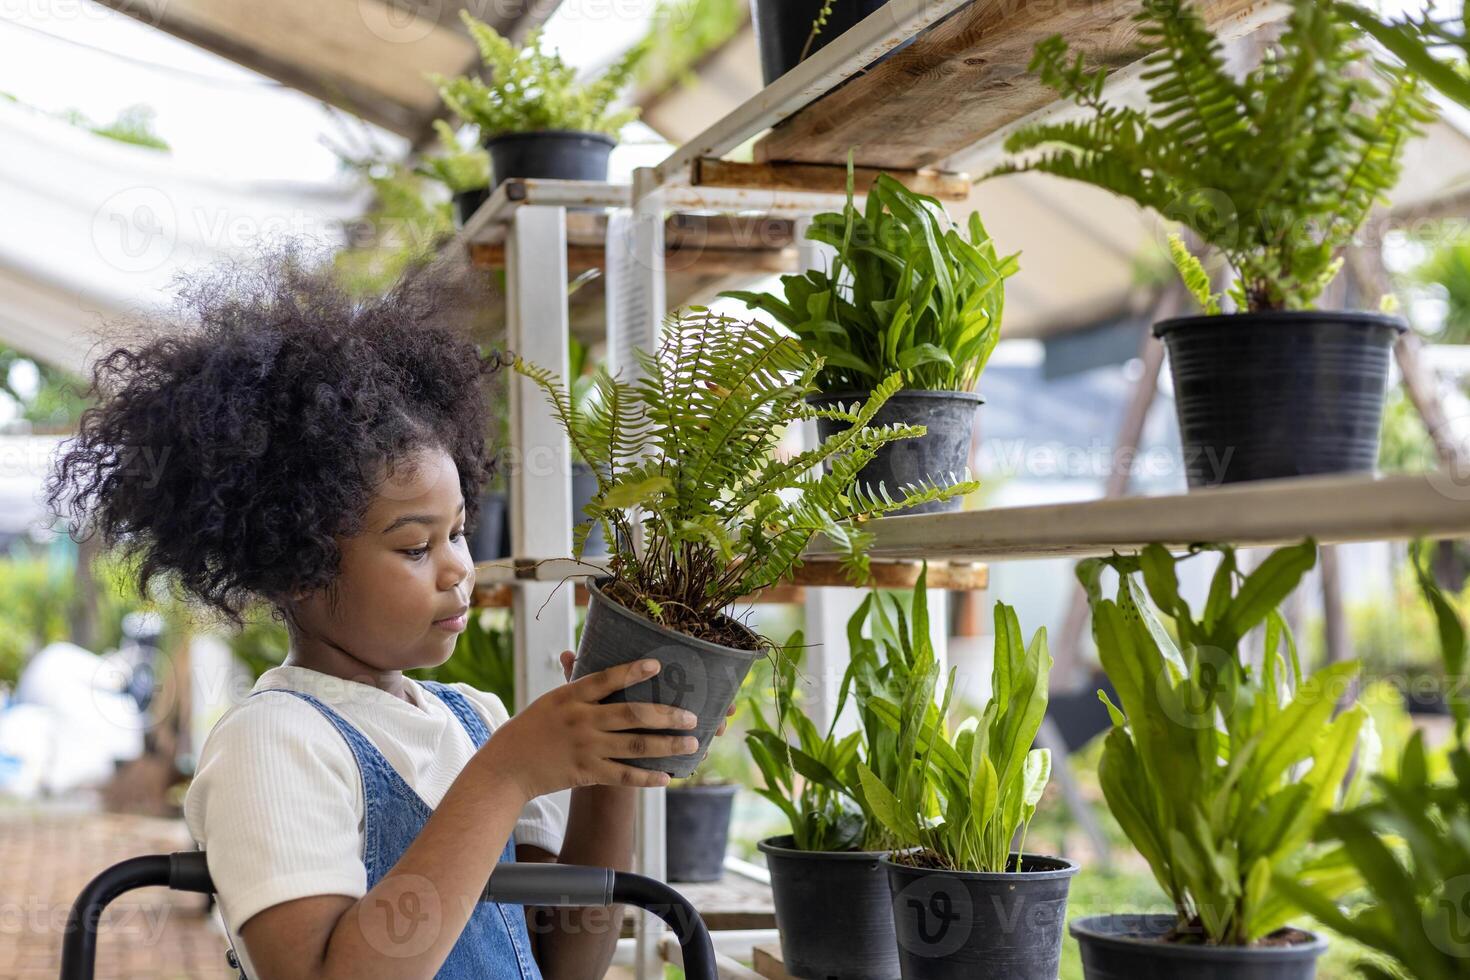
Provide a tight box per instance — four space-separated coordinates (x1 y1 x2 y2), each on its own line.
223 680 542 979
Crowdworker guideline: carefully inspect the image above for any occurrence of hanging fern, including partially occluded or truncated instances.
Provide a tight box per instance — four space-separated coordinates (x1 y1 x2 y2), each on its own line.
431 12 646 139
514 309 978 649
990 0 1435 313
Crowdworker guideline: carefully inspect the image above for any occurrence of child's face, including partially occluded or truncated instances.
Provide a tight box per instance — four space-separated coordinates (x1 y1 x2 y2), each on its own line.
292 446 474 673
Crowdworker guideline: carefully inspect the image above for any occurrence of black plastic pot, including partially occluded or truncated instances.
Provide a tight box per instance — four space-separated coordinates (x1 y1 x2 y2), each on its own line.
809 390 981 516
883 854 1077 980
452 186 490 227
752 0 891 85
571 461 608 557
760 835 900 980
1154 311 1405 488
469 491 509 561
667 784 738 883
1071 914 1328 980
484 130 615 187
571 578 761 777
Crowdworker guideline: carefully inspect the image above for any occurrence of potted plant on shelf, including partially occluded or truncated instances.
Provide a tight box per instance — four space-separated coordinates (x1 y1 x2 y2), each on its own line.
752 0 889 85
567 334 608 557
416 120 492 228
989 0 1435 487
725 169 1015 515
1278 542 1470 980
1070 540 1373 979
513 308 976 775
853 582 1074 979
745 575 925 980
433 12 646 186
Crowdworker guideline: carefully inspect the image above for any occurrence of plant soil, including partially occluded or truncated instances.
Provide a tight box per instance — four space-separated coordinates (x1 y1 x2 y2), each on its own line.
600 577 766 651
887 847 1053 874
1157 921 1317 949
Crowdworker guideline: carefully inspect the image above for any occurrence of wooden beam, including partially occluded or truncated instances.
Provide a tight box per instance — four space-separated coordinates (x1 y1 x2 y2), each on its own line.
470 242 794 276
694 158 972 202
753 0 1279 170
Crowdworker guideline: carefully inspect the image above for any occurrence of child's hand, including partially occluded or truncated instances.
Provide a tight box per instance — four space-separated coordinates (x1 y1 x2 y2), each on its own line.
558 650 737 736
484 658 697 799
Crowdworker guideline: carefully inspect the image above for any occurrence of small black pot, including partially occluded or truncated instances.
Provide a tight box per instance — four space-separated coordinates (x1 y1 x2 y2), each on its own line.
571 461 608 557
469 491 509 561
1154 311 1405 488
452 186 490 227
760 835 901 980
883 854 1077 980
667 784 738 883
751 0 892 85
808 390 981 516
1071 914 1328 980
570 578 761 777
484 130 615 187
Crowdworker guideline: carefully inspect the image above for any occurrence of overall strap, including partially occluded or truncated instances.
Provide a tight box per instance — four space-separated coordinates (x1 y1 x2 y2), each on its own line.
418 681 493 750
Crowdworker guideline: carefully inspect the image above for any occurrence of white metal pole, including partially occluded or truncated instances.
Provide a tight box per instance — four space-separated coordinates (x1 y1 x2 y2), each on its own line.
505 203 577 820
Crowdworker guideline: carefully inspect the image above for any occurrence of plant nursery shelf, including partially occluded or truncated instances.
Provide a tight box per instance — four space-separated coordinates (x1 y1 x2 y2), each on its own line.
651 0 1285 188
802 472 1470 563
471 558 988 607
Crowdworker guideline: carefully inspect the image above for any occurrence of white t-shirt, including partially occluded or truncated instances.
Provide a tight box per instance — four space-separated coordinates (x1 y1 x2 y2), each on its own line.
184 665 566 977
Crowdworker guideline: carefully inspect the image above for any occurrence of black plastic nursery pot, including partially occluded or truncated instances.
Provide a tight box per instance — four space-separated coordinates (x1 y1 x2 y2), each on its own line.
571 578 762 777
808 390 982 516
1071 914 1328 980
571 461 609 557
452 186 490 227
484 130 615 187
1154 310 1405 488
883 853 1078 980
751 0 891 85
469 490 509 561
666 783 738 883
760 835 901 980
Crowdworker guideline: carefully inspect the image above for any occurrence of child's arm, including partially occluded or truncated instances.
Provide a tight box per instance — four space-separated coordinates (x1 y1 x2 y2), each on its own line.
237 659 695 980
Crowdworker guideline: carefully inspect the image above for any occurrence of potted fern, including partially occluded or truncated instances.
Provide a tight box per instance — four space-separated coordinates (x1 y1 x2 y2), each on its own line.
747 571 946 980
513 308 976 776
1071 540 1372 979
855 588 1074 979
433 12 645 186
990 0 1433 487
416 120 491 227
725 170 1015 515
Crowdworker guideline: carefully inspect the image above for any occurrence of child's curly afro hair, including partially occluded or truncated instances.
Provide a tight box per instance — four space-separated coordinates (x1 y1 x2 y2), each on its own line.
47 249 504 624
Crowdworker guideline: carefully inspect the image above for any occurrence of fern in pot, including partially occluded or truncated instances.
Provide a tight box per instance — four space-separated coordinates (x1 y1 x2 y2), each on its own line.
1070 540 1375 979
433 12 645 186
416 120 491 228
513 309 976 776
725 169 1015 515
747 567 949 980
990 0 1434 487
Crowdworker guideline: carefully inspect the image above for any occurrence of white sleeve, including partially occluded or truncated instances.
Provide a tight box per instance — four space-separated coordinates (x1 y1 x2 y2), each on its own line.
183 695 367 933
454 684 569 856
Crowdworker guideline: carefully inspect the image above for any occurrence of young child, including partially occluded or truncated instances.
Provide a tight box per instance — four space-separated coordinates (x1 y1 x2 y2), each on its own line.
47 254 727 980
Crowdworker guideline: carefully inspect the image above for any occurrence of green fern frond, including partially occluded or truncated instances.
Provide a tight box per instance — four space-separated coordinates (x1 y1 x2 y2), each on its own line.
1168 233 1221 314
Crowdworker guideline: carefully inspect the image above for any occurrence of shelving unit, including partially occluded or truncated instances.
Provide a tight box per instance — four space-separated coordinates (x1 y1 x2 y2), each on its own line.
461 3 1470 978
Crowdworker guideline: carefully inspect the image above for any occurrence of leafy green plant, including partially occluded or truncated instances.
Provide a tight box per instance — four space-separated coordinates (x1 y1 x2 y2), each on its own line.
1077 539 1375 946
991 0 1434 312
1279 542 1470 979
513 308 977 649
724 167 1017 394
415 120 490 194
433 12 646 139
856 588 1053 873
636 0 747 93
1337 3 1470 111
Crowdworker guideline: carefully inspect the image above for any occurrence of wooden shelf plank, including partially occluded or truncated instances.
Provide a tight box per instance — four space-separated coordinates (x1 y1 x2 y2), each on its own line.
692 158 972 202
751 0 1280 171
801 473 1470 563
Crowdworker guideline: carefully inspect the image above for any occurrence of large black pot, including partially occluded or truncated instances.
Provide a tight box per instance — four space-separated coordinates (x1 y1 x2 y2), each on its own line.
1071 914 1328 980
571 461 608 557
570 578 761 777
809 390 981 516
1154 311 1405 488
752 0 891 85
883 854 1077 980
484 130 615 187
760 835 900 980
452 186 490 227
469 491 509 561
667 784 738 883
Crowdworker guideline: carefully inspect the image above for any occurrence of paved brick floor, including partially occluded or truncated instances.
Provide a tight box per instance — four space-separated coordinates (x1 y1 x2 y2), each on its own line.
0 802 234 980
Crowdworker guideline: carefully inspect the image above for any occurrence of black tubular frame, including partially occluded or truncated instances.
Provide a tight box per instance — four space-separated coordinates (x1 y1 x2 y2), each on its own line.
58 852 718 980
